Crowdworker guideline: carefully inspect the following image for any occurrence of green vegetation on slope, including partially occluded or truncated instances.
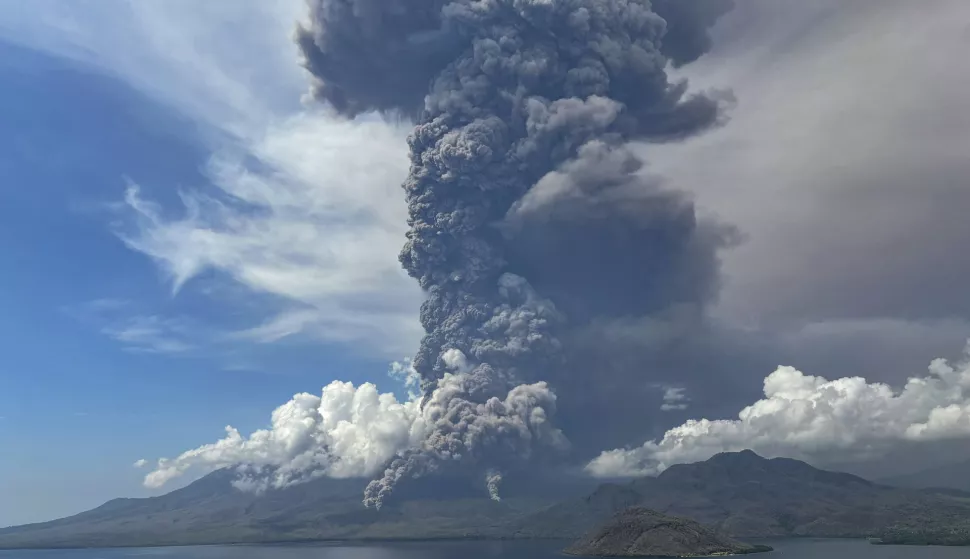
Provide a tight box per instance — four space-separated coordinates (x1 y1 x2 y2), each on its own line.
874 521 970 546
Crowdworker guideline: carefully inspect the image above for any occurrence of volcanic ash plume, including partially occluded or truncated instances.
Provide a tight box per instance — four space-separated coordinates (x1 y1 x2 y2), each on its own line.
297 0 734 507
485 469 504 501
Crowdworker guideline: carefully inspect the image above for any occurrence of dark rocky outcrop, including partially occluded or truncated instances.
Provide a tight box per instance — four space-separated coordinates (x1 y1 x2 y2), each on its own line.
565 507 772 557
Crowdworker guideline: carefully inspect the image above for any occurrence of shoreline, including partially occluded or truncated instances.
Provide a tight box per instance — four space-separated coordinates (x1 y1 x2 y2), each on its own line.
0 535 572 551
562 544 774 558
6 534 969 552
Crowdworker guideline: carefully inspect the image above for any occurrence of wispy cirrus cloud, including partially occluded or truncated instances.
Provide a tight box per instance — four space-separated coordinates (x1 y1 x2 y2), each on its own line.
101 315 196 355
2 0 425 359
659 387 690 412
65 299 201 355
117 112 423 357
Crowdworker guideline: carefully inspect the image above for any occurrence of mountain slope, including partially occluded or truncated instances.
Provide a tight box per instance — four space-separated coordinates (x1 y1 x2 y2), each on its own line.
519 450 970 538
6 451 970 549
0 470 571 549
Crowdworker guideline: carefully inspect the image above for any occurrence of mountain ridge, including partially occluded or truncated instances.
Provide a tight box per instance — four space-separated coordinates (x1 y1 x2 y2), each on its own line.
0 468 582 548
515 450 970 539
4 451 970 549
878 457 970 493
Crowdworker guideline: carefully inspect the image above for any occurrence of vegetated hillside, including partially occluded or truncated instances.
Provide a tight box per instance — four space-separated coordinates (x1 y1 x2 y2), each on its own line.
519 450 970 539
564 507 772 557
0 469 576 549
874 522 970 546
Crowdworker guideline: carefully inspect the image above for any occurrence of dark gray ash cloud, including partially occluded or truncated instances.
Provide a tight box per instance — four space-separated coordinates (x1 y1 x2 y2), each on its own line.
576 0 970 477
650 0 734 67
639 0 970 391
298 0 736 506
141 0 970 497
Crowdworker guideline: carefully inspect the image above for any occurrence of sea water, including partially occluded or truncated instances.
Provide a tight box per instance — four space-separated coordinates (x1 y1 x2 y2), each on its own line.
1 538 967 558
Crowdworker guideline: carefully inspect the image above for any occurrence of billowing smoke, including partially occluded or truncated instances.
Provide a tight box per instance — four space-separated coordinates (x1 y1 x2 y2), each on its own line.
296 0 736 507
485 469 503 501
142 371 565 494
364 367 568 508
587 343 970 477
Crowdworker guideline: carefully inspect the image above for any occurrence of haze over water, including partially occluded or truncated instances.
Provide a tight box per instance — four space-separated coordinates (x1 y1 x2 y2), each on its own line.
1 539 968 559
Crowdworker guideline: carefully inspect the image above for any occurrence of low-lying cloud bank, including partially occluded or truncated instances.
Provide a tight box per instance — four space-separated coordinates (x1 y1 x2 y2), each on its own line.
148 343 970 492
144 380 424 490
587 343 970 477
143 358 565 500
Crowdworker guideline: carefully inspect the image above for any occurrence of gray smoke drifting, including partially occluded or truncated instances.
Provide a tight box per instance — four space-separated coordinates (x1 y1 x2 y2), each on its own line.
485 469 503 501
297 0 735 507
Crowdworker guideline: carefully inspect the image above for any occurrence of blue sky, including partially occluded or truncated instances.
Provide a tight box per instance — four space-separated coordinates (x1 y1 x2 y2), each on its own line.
0 1 421 527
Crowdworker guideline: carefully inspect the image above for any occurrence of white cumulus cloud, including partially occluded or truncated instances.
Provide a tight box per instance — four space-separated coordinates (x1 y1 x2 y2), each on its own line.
1 0 424 358
144 369 565 493
587 342 970 477
144 379 426 489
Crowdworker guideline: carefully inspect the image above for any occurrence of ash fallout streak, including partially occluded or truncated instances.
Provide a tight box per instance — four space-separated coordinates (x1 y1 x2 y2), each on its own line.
297 0 736 508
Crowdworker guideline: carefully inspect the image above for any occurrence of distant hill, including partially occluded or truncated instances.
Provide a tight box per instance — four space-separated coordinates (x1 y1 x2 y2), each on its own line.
5 451 970 549
517 450 970 539
564 507 772 557
879 458 970 493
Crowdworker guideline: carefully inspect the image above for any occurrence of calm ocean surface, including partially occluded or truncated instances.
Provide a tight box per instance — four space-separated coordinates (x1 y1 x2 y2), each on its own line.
1 539 967 559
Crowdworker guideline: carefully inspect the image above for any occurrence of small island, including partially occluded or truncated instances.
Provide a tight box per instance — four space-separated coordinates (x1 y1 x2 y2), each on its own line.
565 507 773 558
873 524 970 546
